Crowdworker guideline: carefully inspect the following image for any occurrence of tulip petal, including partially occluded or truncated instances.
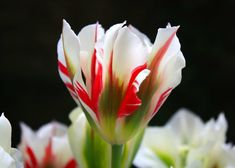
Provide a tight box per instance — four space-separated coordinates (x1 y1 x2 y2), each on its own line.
128 25 152 53
68 107 111 168
149 50 185 117
118 65 150 117
103 22 126 81
57 21 80 102
62 20 80 79
78 23 104 95
0 147 16 168
148 25 180 68
0 113 11 154
113 26 148 87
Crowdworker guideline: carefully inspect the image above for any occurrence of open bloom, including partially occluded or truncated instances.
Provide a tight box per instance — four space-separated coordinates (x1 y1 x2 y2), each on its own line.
68 107 144 168
134 109 235 168
0 113 23 168
57 20 185 144
18 121 77 168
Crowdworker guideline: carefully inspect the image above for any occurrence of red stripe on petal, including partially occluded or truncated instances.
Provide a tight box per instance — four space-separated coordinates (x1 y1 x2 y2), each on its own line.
152 88 172 116
91 50 103 112
25 161 32 168
118 64 147 117
58 60 70 77
26 146 38 167
65 82 75 92
149 30 178 73
64 159 77 168
75 82 99 120
108 51 113 83
42 140 54 167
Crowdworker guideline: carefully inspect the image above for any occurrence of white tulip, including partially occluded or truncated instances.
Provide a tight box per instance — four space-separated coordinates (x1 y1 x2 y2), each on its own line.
0 113 23 168
134 108 234 168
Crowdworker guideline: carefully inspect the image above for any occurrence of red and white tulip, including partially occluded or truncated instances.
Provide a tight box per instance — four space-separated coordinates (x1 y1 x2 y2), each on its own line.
18 122 77 168
58 20 185 144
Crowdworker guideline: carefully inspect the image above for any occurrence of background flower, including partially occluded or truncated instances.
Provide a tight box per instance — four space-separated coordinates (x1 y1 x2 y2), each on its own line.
0 113 23 168
18 121 77 168
134 108 234 168
58 20 185 144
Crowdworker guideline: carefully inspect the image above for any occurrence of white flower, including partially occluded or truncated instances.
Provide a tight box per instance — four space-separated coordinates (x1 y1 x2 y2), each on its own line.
134 108 234 168
0 113 23 168
18 121 77 168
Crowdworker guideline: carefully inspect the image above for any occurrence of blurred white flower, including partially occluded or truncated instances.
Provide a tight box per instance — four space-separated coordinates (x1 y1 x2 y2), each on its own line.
18 121 77 168
0 113 23 168
134 108 234 168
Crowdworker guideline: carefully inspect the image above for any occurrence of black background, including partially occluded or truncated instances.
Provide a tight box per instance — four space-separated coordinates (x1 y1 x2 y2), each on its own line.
1 0 235 147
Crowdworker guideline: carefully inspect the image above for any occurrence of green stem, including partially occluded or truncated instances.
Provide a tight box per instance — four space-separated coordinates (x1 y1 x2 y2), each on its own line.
111 144 123 168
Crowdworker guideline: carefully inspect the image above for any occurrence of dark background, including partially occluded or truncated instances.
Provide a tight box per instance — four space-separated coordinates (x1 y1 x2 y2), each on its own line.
1 0 235 147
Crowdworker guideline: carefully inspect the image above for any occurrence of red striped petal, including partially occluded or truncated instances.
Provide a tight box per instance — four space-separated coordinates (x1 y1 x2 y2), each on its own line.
26 146 38 168
91 49 103 112
64 159 77 168
42 140 54 167
75 82 99 120
25 161 32 168
118 64 147 117
58 60 70 77
152 88 172 116
149 29 178 75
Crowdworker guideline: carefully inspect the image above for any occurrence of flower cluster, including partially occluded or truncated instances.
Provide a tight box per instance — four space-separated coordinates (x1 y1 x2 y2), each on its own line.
134 109 235 168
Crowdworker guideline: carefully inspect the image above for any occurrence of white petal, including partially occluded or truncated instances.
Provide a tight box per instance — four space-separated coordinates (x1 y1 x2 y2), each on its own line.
36 121 67 139
134 147 167 168
68 108 88 167
128 25 152 53
10 148 23 168
113 26 148 87
78 23 104 94
103 22 126 83
220 144 235 167
62 20 80 78
134 127 178 168
166 108 204 145
148 26 180 65
52 135 74 167
19 123 46 162
0 147 15 168
0 113 12 153
62 20 86 90
148 51 185 116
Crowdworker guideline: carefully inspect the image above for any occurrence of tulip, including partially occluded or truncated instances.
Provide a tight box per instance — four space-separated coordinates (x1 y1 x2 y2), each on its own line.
0 113 23 168
133 108 233 168
57 20 185 144
18 121 77 168
68 107 144 168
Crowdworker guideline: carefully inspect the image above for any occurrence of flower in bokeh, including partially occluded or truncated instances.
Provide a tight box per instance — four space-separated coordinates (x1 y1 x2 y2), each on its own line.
68 107 144 168
18 121 77 168
134 108 235 168
57 20 185 144
0 113 23 168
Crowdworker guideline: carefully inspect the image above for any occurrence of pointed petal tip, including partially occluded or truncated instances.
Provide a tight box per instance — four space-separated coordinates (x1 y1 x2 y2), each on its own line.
63 19 71 31
0 112 4 118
